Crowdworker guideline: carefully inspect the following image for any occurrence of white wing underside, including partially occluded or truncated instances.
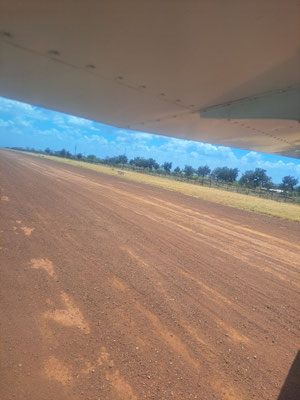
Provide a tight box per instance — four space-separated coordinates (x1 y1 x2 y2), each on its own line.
1 0 299 157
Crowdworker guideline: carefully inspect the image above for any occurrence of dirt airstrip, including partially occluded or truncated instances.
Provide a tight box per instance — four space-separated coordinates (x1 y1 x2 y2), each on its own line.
0 149 299 400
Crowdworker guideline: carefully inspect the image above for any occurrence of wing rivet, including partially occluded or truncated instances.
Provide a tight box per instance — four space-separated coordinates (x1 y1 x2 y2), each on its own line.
2 31 13 39
48 49 60 56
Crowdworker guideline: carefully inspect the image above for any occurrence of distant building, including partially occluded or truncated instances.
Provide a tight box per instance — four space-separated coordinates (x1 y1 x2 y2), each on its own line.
262 187 284 193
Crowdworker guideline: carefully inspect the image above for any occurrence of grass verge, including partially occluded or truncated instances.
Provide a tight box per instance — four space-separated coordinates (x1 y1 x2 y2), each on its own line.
18 151 300 222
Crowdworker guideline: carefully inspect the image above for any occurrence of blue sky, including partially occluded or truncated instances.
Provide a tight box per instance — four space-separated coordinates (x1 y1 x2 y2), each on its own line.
0 96 299 184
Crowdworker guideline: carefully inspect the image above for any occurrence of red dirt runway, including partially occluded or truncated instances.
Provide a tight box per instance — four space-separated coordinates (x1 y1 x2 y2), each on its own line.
0 150 299 399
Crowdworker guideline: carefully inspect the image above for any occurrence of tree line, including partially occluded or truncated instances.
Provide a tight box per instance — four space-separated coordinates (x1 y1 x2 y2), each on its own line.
11 146 300 193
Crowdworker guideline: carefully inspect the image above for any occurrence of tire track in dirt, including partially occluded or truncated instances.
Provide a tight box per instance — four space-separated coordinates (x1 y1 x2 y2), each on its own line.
1 149 299 400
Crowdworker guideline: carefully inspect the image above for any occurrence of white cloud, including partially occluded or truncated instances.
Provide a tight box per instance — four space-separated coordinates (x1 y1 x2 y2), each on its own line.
80 134 108 145
116 136 127 142
67 115 93 127
0 97 35 112
0 97 48 121
0 118 13 127
116 130 155 142
240 151 262 163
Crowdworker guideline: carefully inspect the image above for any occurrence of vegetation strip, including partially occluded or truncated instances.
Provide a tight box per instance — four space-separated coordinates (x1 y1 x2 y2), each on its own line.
8 149 300 222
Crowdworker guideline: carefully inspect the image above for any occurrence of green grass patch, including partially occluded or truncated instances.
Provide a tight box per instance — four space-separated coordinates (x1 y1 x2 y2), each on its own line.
19 151 300 222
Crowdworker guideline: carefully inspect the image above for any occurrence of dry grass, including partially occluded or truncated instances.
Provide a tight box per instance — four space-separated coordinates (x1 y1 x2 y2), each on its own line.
21 152 300 222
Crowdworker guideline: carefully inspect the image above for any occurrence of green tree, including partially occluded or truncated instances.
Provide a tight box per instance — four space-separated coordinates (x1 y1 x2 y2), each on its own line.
239 168 271 188
280 175 298 191
130 157 159 170
149 158 160 170
211 167 239 182
105 155 128 165
196 165 211 177
56 149 72 158
183 165 195 177
117 154 128 164
162 161 172 173
87 154 96 162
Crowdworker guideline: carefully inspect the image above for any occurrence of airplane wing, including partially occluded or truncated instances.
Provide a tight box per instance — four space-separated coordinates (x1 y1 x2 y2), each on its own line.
1 0 299 157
